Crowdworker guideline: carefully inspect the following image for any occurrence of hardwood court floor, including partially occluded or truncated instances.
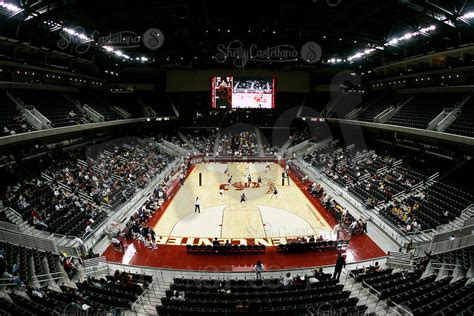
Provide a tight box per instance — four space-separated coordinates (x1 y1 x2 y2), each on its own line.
153 163 332 239
103 163 386 271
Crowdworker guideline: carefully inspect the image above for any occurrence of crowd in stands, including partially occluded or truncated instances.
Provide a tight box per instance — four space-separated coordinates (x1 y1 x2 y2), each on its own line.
263 144 279 156
321 193 367 236
381 193 425 233
218 131 259 157
289 127 312 147
306 180 367 237
305 142 436 206
1 109 33 136
380 181 473 232
121 189 163 250
304 141 474 235
182 129 218 154
1 140 173 237
0 91 34 137
65 110 90 126
3 170 106 236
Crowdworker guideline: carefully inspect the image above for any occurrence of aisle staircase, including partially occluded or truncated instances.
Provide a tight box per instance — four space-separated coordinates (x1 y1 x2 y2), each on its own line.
254 126 265 156
213 130 222 157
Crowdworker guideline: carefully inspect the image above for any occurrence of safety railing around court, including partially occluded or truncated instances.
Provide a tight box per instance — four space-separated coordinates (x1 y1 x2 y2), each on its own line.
35 271 66 282
0 229 59 254
429 234 474 255
105 256 387 285
389 302 414 316
79 256 110 278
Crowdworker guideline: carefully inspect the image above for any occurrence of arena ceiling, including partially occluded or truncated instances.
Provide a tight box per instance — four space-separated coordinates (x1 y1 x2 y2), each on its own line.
0 0 473 71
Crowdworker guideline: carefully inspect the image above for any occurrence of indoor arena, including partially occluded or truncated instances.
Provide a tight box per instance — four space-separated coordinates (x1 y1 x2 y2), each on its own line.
1 1 474 316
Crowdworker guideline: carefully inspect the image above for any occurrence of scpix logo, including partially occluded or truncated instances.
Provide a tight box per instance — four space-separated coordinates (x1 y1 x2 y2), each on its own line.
57 26 164 54
52 306 122 315
307 303 368 316
215 40 322 67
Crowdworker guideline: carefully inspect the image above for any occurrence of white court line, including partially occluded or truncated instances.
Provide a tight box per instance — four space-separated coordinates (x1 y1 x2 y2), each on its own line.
256 205 268 238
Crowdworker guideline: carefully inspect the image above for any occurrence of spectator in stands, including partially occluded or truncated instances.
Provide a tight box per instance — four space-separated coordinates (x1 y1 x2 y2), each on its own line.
412 219 421 232
28 286 46 298
217 281 231 294
414 191 426 199
406 239 414 254
314 267 328 280
360 218 367 233
2 270 22 286
83 224 93 237
73 236 85 256
149 226 156 244
111 237 125 252
63 256 77 278
364 262 382 273
404 222 413 233
349 220 358 233
32 214 48 230
170 290 185 301
332 253 346 281
333 222 342 240
293 275 305 286
282 272 294 288
254 260 264 280
308 275 319 284
86 276 103 289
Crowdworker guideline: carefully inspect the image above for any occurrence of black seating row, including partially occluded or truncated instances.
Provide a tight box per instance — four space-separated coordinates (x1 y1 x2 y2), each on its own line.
276 240 343 253
186 244 266 255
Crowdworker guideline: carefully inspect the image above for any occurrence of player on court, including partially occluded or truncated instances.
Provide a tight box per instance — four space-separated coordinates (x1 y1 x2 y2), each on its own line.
240 193 248 207
265 164 271 174
195 197 201 213
247 175 252 188
257 176 262 186
219 188 224 201
271 187 278 199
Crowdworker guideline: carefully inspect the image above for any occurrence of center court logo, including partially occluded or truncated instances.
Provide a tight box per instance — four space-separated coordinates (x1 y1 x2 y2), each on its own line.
57 27 164 54
215 40 322 67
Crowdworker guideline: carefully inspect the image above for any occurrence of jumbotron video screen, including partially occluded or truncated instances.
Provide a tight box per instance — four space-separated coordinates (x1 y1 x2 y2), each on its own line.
211 77 275 109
